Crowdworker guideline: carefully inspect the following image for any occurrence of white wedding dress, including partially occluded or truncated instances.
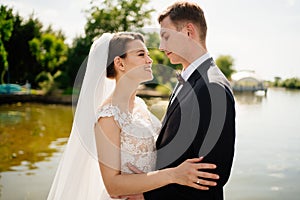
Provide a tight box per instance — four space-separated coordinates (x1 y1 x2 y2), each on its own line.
48 33 162 200
96 97 161 199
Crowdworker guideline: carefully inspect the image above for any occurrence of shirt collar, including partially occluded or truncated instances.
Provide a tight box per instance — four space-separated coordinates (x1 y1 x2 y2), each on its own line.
181 53 211 81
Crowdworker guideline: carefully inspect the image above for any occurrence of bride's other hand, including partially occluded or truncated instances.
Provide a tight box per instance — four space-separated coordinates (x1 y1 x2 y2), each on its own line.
170 157 219 190
127 163 144 174
111 194 144 200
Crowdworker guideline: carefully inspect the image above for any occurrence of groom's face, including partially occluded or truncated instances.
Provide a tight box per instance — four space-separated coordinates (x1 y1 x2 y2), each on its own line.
159 16 190 66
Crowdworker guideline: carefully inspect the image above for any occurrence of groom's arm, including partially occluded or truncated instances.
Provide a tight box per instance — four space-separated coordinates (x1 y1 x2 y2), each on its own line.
127 159 219 189
194 83 236 187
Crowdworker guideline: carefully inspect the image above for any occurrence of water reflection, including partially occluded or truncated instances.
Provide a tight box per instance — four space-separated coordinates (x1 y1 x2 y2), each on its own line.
233 91 266 105
0 103 73 172
0 111 24 125
1 88 300 199
0 92 269 173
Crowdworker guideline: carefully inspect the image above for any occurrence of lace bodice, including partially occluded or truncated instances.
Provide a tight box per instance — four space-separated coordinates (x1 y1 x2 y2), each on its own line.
97 97 161 174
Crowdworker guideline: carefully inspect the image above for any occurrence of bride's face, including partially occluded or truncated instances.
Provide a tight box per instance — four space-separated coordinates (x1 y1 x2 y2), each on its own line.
121 40 153 83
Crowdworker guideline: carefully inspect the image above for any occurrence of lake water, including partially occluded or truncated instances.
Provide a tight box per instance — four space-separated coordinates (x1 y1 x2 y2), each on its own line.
0 88 299 200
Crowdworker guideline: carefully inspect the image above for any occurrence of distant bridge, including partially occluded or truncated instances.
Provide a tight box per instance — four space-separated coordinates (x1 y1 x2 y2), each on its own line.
231 70 268 93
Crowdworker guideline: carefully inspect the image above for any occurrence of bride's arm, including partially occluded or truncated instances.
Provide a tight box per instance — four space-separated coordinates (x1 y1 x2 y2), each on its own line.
95 117 218 197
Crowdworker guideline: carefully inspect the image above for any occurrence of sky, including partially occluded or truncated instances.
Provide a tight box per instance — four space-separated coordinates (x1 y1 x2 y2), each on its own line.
1 0 300 80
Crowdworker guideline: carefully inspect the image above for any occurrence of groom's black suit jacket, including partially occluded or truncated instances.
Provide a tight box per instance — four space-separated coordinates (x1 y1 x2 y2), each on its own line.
144 58 236 200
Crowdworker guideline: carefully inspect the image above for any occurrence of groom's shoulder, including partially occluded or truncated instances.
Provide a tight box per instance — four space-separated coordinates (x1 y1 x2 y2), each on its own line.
206 63 232 91
192 58 233 96
195 61 234 101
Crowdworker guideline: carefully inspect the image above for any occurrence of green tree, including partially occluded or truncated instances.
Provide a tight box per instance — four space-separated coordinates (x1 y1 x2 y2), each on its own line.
29 33 68 93
63 36 90 88
215 55 235 79
281 78 300 89
145 32 179 68
85 0 154 40
273 76 282 87
0 5 14 83
5 14 43 87
29 33 68 72
145 32 160 49
65 0 154 88
44 25 65 40
143 32 181 92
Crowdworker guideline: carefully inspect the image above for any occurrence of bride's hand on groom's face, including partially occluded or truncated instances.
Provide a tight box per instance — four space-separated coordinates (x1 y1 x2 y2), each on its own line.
172 157 219 190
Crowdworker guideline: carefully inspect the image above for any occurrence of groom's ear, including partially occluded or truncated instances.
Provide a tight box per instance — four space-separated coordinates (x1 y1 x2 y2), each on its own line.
186 23 196 38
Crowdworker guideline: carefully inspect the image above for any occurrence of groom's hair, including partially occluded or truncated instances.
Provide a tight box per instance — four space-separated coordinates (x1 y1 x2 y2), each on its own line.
158 1 207 42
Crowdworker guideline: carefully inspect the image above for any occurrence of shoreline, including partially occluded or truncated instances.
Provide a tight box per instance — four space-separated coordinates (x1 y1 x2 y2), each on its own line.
0 90 169 105
0 94 77 105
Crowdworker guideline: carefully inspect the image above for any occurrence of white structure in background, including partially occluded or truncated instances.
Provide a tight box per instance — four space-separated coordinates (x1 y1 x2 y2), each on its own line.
231 70 267 93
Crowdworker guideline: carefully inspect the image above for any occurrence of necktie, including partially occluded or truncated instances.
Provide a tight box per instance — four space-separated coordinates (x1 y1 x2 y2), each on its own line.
169 72 185 103
176 72 185 85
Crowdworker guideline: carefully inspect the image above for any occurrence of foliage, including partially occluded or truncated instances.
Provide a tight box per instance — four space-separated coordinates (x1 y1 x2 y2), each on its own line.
143 32 178 91
64 0 154 88
273 76 282 87
34 70 69 94
145 32 179 68
54 70 70 89
2 7 68 90
44 25 65 40
280 78 300 89
2 1 155 92
271 77 300 89
28 32 68 93
85 0 154 41
63 36 90 87
29 33 68 72
0 5 14 83
4 13 43 87
35 71 54 94
215 55 235 79
145 32 160 49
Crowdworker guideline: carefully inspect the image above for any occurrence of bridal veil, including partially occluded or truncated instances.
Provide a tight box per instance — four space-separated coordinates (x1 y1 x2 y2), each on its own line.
47 33 115 199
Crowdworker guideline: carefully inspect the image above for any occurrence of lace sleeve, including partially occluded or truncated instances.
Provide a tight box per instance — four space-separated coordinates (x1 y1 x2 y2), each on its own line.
97 105 118 118
97 104 134 130
96 105 123 127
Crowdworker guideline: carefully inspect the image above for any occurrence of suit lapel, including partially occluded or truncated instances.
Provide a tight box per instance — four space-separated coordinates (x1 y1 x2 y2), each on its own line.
161 81 193 127
159 58 213 136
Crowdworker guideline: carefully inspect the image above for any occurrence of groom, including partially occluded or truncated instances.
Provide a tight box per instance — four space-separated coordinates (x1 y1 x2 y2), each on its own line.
143 2 236 200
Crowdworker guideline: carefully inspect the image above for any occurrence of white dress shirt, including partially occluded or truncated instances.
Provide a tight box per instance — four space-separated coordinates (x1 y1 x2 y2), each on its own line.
170 53 211 104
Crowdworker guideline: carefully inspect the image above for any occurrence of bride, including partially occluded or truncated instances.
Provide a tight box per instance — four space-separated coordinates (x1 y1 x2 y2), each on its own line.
47 32 218 200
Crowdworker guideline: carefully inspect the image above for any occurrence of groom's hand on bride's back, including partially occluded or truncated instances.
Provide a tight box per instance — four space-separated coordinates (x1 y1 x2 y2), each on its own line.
127 157 219 190
172 157 219 190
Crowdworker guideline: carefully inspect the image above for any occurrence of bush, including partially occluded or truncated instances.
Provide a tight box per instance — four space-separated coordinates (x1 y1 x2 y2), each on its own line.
54 71 70 89
281 78 300 89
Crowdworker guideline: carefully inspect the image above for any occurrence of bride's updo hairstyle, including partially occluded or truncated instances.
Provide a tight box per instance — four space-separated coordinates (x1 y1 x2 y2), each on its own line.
106 32 144 78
